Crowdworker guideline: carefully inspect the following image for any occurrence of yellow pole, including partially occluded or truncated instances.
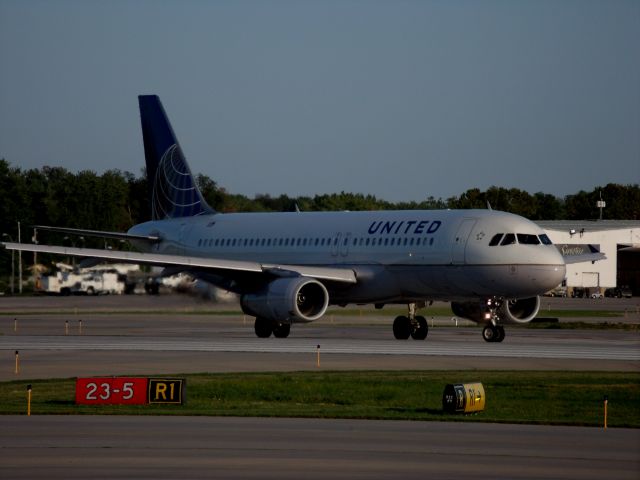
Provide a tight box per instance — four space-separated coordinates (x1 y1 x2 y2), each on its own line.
27 384 32 416
65 320 69 335
604 396 608 430
15 350 19 375
316 345 320 368
78 319 83 335
14 318 17 332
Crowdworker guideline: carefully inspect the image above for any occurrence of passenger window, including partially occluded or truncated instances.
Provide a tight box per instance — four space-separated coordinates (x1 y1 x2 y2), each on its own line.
517 234 540 245
539 234 552 245
500 234 516 246
489 234 503 246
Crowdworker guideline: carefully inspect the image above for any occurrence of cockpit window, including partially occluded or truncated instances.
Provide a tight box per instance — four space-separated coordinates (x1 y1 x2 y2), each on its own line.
539 234 552 245
517 233 540 245
488 234 503 246
500 233 516 246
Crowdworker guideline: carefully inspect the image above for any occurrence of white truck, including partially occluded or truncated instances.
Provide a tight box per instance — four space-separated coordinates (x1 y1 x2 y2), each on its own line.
40 270 125 295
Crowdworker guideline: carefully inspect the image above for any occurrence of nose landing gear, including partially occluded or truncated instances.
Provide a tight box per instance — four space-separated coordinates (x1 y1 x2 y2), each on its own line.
481 297 506 343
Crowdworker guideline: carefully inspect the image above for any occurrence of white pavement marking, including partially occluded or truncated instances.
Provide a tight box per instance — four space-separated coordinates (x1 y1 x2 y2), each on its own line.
1 336 638 361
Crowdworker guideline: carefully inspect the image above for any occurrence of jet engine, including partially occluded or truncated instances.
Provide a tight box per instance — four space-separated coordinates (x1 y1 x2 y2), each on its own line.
241 277 329 323
451 296 540 325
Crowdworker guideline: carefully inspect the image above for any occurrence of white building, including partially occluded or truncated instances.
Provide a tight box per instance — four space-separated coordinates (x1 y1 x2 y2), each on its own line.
536 220 640 295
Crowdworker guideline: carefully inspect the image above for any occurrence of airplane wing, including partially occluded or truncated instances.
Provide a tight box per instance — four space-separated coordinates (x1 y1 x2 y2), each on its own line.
1 242 357 284
560 244 606 264
32 225 161 243
562 252 606 264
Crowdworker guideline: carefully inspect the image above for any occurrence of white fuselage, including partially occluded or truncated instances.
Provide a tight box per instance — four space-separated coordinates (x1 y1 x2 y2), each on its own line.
129 208 566 304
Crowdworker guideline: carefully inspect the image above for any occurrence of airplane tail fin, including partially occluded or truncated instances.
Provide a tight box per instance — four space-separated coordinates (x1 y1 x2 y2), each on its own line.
138 95 215 220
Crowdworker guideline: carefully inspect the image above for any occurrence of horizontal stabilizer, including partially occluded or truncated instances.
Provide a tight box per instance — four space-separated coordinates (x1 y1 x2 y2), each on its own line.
32 225 161 243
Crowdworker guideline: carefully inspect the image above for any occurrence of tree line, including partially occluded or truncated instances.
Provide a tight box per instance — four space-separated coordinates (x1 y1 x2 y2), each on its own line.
1 158 639 241
1 158 638 288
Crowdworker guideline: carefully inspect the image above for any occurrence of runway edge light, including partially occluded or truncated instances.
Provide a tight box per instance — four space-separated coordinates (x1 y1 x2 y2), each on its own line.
27 384 32 416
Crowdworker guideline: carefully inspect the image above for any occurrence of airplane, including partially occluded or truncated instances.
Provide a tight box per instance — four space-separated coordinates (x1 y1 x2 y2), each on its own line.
2 95 600 342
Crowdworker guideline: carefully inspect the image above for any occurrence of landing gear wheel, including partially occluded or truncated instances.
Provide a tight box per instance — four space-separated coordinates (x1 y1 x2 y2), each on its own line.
495 326 505 343
411 316 429 340
273 322 291 338
254 317 273 338
482 325 505 343
393 316 411 340
482 325 496 342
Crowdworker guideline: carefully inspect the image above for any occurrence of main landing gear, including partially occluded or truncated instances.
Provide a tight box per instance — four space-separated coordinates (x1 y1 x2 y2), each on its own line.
393 303 428 340
254 317 291 338
482 324 505 343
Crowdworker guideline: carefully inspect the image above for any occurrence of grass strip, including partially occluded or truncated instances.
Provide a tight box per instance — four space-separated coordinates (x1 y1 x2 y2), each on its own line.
1 371 638 427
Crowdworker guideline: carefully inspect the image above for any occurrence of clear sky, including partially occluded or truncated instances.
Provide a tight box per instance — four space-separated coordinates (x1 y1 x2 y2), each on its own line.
1 0 638 202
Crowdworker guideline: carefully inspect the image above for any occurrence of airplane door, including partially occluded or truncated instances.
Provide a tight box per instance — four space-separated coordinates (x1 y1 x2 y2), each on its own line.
451 219 476 264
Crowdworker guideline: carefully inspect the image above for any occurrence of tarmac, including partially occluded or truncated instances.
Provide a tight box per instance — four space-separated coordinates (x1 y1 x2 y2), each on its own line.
0 294 638 479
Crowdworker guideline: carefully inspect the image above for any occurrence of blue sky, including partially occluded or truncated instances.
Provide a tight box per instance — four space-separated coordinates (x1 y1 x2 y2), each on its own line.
0 0 638 202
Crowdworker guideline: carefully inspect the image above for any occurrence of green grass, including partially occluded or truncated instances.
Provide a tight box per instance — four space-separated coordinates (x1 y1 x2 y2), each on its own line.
1 371 638 427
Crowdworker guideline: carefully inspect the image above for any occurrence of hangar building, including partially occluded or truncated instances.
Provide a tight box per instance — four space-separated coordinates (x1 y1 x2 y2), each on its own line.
536 220 640 296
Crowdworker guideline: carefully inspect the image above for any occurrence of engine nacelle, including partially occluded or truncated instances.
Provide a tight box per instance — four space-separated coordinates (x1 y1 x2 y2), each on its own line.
451 296 540 325
501 296 540 324
240 277 329 323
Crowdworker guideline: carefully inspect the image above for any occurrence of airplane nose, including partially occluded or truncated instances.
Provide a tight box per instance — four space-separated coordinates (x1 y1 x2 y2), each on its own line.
539 249 566 291
542 263 566 291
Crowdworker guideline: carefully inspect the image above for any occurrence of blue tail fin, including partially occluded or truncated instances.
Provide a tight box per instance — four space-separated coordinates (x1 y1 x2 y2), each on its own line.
138 95 215 220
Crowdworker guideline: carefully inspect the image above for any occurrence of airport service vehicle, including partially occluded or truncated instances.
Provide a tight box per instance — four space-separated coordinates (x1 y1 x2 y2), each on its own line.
41 270 124 295
2 96 603 342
